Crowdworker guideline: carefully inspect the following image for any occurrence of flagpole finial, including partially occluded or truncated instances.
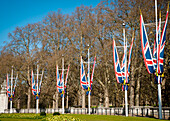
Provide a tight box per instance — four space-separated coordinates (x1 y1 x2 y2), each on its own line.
167 1 169 11
132 31 135 38
139 9 142 15
159 10 161 18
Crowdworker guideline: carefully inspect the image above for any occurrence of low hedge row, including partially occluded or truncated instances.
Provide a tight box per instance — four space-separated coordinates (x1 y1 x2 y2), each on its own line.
0 113 45 119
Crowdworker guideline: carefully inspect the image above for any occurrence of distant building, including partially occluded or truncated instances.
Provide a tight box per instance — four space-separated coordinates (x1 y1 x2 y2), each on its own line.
0 80 8 113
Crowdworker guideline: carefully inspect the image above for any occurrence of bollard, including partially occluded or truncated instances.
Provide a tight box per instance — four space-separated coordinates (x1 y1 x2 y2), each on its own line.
101 108 103 115
163 109 165 119
110 108 111 115
105 108 107 115
97 108 98 115
114 108 115 115
118 108 119 115
142 108 143 117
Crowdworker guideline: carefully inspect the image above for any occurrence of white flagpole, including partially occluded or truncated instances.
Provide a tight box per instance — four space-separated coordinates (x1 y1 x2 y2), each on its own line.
10 66 13 113
155 0 162 119
88 46 91 115
36 65 39 114
123 22 128 117
62 56 65 114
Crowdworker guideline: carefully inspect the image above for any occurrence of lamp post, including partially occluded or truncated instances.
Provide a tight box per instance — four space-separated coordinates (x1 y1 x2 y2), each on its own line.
123 22 128 117
62 55 65 114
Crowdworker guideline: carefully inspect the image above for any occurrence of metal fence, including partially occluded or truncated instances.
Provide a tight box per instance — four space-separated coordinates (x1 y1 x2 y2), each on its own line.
3 107 170 120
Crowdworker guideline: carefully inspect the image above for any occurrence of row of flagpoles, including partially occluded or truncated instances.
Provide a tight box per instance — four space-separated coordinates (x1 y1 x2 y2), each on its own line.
6 1 168 118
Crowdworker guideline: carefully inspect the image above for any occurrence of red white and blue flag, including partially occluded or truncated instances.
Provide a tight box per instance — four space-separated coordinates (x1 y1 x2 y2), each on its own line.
80 56 88 90
157 9 169 74
31 70 37 95
140 6 169 84
121 43 127 82
38 70 44 96
56 65 63 93
12 74 18 97
6 74 11 97
64 65 70 89
56 64 70 97
113 36 134 91
140 13 154 74
31 69 43 99
113 39 123 83
126 37 134 84
6 73 18 100
90 57 96 90
153 21 161 71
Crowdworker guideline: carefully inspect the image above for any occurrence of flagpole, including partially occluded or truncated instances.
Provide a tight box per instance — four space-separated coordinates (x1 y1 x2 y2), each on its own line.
10 66 13 113
155 0 162 119
36 65 39 114
62 55 65 114
123 22 128 117
88 45 91 115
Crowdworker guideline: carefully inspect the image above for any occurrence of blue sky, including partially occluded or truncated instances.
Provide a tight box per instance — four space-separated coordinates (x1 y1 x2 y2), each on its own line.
0 0 101 48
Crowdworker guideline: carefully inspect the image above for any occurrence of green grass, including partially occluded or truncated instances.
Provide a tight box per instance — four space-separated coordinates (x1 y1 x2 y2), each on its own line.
0 118 42 121
0 113 163 121
68 114 162 121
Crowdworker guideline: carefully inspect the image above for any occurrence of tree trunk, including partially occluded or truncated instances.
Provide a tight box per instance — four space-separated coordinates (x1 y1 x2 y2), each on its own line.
135 63 142 106
82 89 85 108
53 94 55 109
17 99 20 109
66 91 68 108
78 90 81 106
130 64 135 107
55 91 58 109
104 62 109 108
27 66 31 109
104 88 109 108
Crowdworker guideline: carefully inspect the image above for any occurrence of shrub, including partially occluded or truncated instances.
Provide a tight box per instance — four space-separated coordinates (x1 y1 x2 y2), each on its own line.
42 115 82 121
40 112 46 116
53 112 60 116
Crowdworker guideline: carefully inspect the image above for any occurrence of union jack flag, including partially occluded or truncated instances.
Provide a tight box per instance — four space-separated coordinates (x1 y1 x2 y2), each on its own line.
122 84 128 91
64 65 70 89
31 70 37 95
157 9 169 74
126 37 134 84
113 39 123 83
56 65 63 93
38 70 44 96
80 56 88 90
6 74 11 97
121 43 127 81
90 56 96 90
140 13 154 74
153 21 161 71
12 74 18 97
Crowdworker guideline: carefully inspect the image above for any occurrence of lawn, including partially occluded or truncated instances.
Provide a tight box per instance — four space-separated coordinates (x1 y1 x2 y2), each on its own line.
0 113 162 121
68 114 162 121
